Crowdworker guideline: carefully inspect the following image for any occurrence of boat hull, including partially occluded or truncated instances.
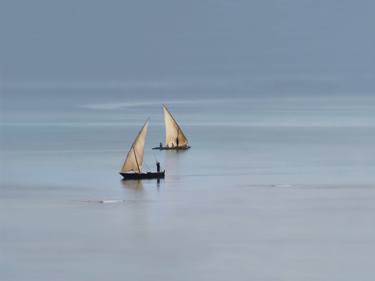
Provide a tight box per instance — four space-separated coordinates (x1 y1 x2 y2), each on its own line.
120 171 165 180
152 146 191 150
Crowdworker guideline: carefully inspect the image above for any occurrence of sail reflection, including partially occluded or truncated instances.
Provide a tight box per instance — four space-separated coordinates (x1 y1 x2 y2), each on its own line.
121 180 144 191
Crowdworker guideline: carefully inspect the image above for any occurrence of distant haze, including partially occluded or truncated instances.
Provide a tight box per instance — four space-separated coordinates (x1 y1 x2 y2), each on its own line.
1 0 374 88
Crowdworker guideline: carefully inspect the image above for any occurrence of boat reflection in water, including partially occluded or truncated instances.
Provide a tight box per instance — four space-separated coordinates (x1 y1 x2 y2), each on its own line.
121 179 144 191
121 178 161 192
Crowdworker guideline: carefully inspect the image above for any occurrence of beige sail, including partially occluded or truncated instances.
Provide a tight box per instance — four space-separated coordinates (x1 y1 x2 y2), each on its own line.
121 120 149 173
163 105 188 147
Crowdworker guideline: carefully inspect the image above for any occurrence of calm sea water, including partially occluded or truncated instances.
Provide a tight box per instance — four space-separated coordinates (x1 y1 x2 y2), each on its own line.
1 82 375 280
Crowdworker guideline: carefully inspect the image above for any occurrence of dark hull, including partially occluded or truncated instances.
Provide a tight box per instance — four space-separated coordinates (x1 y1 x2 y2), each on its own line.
152 146 191 150
120 171 165 180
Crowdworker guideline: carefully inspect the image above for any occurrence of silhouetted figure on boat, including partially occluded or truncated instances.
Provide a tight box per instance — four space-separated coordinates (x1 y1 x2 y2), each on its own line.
176 137 179 147
156 161 160 172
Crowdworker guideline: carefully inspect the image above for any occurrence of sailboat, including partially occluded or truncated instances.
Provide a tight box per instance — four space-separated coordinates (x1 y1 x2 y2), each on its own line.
152 104 191 150
120 119 165 180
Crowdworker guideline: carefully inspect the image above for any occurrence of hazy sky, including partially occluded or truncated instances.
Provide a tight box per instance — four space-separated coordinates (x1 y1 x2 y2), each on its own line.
1 0 374 83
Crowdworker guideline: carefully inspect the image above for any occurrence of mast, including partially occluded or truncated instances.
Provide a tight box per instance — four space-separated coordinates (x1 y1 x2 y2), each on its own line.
121 119 149 173
132 147 140 173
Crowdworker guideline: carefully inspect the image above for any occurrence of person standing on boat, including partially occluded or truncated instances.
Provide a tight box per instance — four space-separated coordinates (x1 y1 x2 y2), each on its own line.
176 137 179 147
156 161 160 172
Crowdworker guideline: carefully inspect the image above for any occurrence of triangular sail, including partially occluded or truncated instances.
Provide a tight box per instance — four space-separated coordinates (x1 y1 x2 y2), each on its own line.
163 105 188 147
121 120 149 173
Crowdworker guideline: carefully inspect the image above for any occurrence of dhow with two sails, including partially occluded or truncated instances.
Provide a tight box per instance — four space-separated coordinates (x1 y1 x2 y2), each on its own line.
153 104 190 150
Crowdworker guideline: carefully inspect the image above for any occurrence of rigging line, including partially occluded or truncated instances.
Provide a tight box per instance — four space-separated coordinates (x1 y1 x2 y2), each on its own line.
152 150 158 162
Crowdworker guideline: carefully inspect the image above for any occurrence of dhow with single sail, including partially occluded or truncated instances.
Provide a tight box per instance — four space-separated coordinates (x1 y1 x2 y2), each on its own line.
153 104 191 150
120 119 165 180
